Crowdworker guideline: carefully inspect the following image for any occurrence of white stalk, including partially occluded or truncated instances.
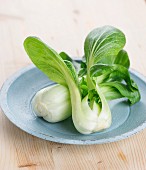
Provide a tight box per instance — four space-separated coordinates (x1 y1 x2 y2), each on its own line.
32 84 71 123
68 81 111 134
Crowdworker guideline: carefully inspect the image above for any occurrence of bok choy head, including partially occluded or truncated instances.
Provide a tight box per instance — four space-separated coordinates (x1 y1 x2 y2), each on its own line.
32 84 72 122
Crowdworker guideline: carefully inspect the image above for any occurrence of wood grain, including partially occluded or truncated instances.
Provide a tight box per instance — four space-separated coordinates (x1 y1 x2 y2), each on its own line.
0 0 146 169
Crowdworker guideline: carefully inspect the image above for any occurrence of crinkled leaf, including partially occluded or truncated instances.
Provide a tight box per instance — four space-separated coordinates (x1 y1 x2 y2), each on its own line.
90 64 138 90
100 82 140 105
90 63 141 104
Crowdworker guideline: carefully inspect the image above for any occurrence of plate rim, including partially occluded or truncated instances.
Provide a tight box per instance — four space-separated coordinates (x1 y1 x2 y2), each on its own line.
0 63 146 145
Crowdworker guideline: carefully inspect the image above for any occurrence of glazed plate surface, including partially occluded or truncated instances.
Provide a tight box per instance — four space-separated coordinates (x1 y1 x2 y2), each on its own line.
0 64 146 145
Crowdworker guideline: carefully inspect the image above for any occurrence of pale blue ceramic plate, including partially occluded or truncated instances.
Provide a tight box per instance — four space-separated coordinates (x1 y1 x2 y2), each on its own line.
0 64 146 145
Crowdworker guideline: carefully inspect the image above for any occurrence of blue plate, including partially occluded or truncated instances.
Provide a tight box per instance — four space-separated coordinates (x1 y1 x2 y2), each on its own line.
0 64 146 145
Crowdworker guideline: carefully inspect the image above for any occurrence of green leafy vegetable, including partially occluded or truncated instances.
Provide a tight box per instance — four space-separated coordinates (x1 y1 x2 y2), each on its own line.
24 25 141 134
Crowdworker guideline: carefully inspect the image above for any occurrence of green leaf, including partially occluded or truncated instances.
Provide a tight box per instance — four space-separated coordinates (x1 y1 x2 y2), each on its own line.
100 86 123 100
79 77 88 99
24 37 78 87
59 51 73 62
84 25 126 65
90 63 141 104
59 51 81 72
90 64 136 90
114 50 130 68
78 68 87 77
78 60 87 77
64 60 79 88
100 82 140 105
97 49 130 69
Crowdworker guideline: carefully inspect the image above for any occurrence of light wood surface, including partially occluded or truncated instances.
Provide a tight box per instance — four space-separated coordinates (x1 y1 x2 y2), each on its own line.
0 0 146 169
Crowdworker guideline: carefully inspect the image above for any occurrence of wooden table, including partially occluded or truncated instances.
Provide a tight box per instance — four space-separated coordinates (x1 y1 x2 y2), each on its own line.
0 0 146 169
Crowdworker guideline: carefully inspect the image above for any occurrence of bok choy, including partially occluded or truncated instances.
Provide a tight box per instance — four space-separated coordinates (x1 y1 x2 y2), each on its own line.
24 25 140 134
